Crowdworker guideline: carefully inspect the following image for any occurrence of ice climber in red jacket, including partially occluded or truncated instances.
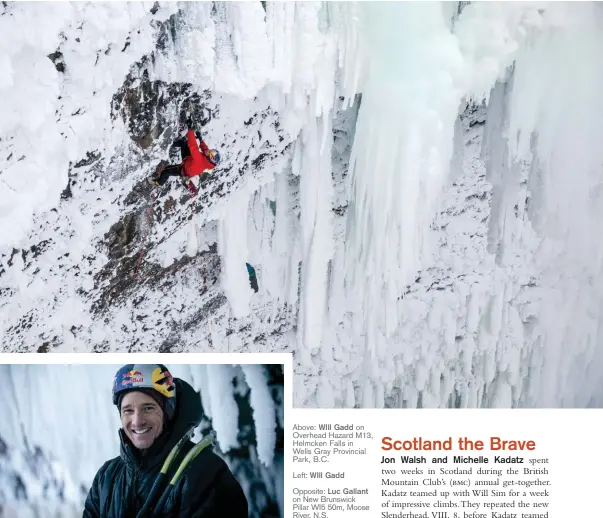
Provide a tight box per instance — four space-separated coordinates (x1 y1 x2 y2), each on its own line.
150 127 221 194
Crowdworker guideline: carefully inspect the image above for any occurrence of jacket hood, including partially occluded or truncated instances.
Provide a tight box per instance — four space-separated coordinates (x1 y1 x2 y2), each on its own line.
119 377 203 471
168 377 203 436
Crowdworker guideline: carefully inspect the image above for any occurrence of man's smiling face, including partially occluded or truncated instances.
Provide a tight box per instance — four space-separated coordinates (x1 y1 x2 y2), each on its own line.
120 391 164 450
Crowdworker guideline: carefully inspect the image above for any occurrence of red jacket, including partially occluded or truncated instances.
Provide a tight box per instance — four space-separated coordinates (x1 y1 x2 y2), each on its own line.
181 129 216 178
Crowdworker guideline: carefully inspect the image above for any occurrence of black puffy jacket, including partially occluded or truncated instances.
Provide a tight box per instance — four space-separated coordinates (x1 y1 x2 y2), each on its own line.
83 378 248 518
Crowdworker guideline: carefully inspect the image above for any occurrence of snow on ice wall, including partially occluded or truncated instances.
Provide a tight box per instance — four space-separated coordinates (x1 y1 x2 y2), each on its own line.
342 2 603 409
275 1 603 408
481 4 603 407
343 2 462 358
0 364 283 517
1 2 603 410
0 2 179 249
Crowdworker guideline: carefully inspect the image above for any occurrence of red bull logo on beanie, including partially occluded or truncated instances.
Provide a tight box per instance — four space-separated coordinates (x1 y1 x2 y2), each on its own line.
122 370 144 385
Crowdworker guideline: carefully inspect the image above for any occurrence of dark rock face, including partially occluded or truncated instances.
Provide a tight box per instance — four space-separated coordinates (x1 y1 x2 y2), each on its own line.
74 151 101 169
112 68 211 151
106 214 138 259
47 50 66 73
